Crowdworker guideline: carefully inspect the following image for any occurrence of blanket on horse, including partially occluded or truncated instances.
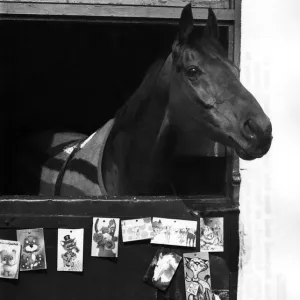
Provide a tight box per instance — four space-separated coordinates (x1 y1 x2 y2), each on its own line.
40 119 115 196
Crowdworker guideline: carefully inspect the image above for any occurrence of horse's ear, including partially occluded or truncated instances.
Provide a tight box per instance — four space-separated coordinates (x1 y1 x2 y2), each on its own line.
178 3 194 43
204 7 219 40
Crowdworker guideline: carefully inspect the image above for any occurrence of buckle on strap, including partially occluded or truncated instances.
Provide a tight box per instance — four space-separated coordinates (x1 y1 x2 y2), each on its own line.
54 141 82 196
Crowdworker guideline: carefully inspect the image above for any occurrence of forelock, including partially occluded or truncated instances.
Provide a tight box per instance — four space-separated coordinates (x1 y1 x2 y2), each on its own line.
173 34 226 64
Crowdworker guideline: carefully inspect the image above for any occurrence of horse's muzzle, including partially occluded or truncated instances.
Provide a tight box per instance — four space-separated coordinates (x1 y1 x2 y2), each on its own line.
237 118 273 160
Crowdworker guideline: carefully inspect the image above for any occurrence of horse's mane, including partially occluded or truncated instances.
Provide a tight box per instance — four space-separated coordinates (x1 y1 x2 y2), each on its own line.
113 58 166 129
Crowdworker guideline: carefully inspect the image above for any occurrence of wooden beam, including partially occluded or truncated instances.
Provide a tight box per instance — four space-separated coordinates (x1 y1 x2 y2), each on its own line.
0 3 235 20
0 0 230 9
233 0 241 67
0 197 237 219
228 25 234 61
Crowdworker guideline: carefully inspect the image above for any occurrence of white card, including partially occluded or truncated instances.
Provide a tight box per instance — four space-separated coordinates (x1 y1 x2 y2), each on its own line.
57 229 84 272
91 218 120 257
17 228 47 271
0 239 21 279
121 217 154 242
143 248 182 291
151 217 197 247
200 218 224 252
183 252 213 300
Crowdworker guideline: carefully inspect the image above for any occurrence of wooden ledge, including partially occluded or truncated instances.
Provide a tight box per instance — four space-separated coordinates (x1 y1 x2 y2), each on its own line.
0 3 235 20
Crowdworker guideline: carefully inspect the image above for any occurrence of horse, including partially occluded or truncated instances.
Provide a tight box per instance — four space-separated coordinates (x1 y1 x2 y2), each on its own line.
16 4 272 197
164 226 172 243
152 252 180 289
186 228 196 247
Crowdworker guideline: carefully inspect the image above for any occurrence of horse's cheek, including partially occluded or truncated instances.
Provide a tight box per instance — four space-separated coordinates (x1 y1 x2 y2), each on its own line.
195 83 216 108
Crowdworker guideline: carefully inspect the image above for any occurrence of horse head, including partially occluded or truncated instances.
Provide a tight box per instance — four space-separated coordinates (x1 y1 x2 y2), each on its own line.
152 253 175 282
169 4 272 160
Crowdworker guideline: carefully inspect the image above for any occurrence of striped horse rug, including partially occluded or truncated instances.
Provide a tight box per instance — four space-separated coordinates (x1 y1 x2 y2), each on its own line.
40 119 115 197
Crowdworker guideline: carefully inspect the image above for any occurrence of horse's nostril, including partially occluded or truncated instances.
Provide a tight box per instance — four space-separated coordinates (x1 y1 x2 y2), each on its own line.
246 119 257 132
242 119 256 140
241 118 273 153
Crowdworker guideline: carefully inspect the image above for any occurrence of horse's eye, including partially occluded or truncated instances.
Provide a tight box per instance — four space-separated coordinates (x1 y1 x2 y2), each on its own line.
187 66 202 79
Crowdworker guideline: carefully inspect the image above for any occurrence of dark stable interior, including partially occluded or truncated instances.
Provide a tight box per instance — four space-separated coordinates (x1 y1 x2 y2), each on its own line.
0 19 229 196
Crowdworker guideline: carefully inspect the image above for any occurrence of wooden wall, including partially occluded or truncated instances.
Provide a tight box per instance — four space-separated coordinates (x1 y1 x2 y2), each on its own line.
0 197 239 300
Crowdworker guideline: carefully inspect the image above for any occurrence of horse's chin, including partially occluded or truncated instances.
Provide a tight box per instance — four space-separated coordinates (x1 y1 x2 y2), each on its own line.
229 137 267 161
235 148 258 161
235 146 269 161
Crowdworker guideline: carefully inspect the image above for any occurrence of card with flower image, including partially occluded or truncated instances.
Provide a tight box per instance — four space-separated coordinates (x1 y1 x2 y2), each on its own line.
91 218 120 258
0 239 21 279
151 217 197 247
57 229 84 272
121 217 154 242
17 228 47 271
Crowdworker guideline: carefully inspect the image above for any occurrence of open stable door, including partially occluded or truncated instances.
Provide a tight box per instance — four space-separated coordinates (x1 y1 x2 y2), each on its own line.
0 0 242 299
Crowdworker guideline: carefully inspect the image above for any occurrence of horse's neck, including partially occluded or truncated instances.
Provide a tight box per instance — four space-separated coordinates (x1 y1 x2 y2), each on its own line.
103 56 175 196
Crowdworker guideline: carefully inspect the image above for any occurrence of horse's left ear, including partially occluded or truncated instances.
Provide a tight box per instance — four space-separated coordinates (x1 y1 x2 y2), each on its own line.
204 7 219 40
178 3 194 43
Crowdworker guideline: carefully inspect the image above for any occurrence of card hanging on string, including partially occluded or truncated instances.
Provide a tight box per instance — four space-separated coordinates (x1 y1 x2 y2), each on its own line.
200 217 224 252
121 217 154 242
143 248 182 291
91 217 120 258
57 228 84 272
17 228 47 271
151 217 197 247
183 252 214 300
0 239 21 279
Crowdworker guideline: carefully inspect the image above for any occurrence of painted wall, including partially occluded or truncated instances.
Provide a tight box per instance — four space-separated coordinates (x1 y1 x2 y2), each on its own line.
238 1 300 299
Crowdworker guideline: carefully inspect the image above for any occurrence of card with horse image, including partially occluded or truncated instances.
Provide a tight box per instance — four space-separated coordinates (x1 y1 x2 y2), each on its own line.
151 217 197 247
183 252 218 300
121 217 154 242
91 217 120 258
200 218 224 252
0 239 21 279
17 228 47 271
57 228 84 272
143 248 182 291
